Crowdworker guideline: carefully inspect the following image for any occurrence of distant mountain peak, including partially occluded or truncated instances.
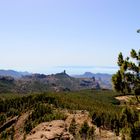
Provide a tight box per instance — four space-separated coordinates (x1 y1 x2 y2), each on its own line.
54 70 70 77
0 69 31 78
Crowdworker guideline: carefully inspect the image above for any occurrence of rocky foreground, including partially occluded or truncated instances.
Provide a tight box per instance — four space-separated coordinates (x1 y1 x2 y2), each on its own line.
22 110 120 140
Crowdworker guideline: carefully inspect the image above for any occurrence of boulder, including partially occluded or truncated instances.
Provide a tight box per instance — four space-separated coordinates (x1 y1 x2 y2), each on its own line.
26 120 74 140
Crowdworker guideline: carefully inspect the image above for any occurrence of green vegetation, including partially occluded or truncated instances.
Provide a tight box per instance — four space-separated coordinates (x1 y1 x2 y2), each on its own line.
112 49 140 139
0 76 15 93
24 103 66 133
112 49 140 98
0 88 140 139
0 90 120 122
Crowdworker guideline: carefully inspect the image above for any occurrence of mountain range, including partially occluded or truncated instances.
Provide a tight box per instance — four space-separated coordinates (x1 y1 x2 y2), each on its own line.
73 72 112 89
0 70 112 93
0 70 101 93
0 70 30 78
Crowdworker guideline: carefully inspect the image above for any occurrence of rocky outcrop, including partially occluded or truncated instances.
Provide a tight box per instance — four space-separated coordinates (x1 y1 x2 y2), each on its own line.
26 120 73 140
26 110 92 140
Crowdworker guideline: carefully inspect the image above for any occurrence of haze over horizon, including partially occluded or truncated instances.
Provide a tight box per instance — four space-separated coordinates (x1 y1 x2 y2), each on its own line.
0 0 140 74
0 65 117 75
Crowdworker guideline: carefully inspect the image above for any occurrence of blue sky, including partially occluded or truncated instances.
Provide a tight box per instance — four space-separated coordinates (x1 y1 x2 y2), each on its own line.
0 0 140 74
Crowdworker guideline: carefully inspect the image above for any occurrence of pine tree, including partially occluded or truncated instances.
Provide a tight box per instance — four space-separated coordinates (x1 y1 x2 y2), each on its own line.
112 49 140 101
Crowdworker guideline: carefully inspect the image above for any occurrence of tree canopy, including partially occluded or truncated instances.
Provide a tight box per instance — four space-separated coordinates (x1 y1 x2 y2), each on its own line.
112 49 140 97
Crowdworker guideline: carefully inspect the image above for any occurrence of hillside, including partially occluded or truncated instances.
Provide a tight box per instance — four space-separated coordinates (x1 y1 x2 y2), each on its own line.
0 90 122 140
1 90 140 139
16 72 100 93
0 89 140 139
0 76 15 93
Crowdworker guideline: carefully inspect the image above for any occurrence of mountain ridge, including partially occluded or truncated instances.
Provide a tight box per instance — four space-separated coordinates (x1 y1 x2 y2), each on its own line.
73 72 112 89
0 69 31 78
0 71 100 93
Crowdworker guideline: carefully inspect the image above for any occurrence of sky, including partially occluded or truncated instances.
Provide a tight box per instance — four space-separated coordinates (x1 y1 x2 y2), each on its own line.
0 0 140 74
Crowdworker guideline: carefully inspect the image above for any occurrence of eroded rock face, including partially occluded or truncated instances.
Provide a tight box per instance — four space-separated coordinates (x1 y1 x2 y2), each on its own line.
26 120 73 140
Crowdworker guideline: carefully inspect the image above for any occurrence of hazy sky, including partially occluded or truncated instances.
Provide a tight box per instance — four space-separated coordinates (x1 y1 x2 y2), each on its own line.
0 0 140 74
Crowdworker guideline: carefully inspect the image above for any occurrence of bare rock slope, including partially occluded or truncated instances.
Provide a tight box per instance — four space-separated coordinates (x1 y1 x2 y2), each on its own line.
26 110 121 140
